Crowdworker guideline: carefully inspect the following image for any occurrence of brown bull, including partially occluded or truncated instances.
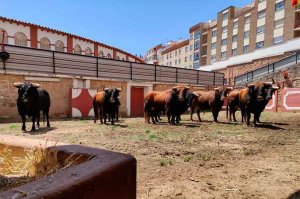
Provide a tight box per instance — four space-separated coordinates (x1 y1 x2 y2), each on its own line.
226 90 241 122
144 85 190 124
190 87 233 122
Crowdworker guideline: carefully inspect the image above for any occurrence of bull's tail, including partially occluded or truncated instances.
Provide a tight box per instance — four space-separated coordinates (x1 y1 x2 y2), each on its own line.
226 101 229 119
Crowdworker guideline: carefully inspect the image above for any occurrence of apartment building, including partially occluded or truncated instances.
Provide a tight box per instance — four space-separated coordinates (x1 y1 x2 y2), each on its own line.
144 44 164 64
146 0 300 71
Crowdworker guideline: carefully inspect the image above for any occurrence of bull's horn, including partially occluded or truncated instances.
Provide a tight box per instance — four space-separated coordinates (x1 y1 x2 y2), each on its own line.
118 96 122 99
272 79 276 84
272 86 279 90
214 87 220 91
185 86 190 89
192 92 199 97
117 88 122 91
103 88 110 91
31 83 40 88
248 84 255 88
227 87 234 90
13 82 23 88
172 86 177 89
264 82 273 85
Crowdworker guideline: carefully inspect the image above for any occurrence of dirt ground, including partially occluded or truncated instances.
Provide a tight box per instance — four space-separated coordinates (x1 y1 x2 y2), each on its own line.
0 111 300 199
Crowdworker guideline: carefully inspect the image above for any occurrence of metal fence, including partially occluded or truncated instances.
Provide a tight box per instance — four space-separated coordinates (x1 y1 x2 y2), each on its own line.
234 53 300 85
0 45 224 86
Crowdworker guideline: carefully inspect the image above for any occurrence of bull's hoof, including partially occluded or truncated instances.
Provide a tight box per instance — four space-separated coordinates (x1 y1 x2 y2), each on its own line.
30 129 36 132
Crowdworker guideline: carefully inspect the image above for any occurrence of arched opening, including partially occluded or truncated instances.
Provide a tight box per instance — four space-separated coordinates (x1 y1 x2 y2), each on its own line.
55 40 64 52
85 47 92 56
74 44 81 55
99 50 104 57
14 32 27 47
40 37 51 50
107 53 112 59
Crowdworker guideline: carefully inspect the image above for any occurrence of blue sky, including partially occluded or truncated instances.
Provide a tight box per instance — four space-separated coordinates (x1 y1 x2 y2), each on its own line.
1 0 253 56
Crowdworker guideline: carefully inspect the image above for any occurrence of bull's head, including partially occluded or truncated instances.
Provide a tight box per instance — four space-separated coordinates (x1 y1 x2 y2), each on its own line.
109 87 122 104
214 87 233 100
249 81 279 101
172 85 190 101
13 82 40 103
264 81 280 100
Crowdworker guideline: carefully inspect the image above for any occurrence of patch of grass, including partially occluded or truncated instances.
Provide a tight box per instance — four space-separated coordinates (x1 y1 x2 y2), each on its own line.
9 124 18 129
148 134 158 140
196 152 212 161
145 129 151 134
184 156 193 162
159 158 174 166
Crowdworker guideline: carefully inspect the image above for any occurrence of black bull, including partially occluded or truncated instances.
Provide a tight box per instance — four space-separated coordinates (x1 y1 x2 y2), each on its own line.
13 82 51 132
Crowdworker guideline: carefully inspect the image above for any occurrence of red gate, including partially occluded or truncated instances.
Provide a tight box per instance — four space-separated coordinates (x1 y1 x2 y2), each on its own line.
130 87 144 117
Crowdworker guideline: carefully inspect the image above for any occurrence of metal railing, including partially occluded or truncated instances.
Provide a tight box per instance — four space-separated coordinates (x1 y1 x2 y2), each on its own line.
0 44 224 86
234 53 300 85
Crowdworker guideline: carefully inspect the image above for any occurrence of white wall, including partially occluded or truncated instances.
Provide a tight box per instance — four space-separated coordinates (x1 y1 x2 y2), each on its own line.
37 29 67 51
0 21 30 46
73 38 94 54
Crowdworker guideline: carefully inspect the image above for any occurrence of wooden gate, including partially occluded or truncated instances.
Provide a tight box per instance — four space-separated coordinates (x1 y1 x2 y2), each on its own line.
130 87 144 117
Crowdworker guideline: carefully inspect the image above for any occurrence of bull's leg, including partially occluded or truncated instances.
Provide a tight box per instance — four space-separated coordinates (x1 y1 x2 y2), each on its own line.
111 113 115 125
240 107 245 123
45 112 50 128
36 112 40 129
212 109 218 123
253 113 259 127
21 115 26 132
190 107 195 121
233 108 237 122
99 108 103 124
31 115 36 131
246 111 251 127
196 109 202 122
93 106 98 123
257 112 261 123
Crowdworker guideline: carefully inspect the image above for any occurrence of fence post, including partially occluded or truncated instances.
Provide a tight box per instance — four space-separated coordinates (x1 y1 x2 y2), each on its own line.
130 62 133 80
154 65 157 82
247 73 248 82
176 68 178 83
213 72 216 86
251 71 254 80
96 58 99 78
272 63 275 72
197 70 199 85
52 51 55 74
267 63 269 74
296 53 298 64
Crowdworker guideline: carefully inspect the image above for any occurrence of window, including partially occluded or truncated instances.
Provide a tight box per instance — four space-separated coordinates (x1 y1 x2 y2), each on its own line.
107 53 112 59
193 62 200 69
211 42 216 49
221 51 227 60
185 46 188 53
74 44 81 54
194 53 199 61
256 25 265 34
14 32 27 47
178 58 181 64
212 30 217 37
55 40 64 52
40 37 51 50
0 29 8 44
232 48 237 56
244 31 250 38
223 12 228 20
275 1 285 11
194 31 201 40
273 36 283 44
167 54 169 59
175 60 177 65
194 41 200 50
189 55 193 61
211 54 216 62
99 50 104 57
190 45 193 51
274 19 284 29
179 49 181 55
221 39 227 45
243 45 249 53
256 41 264 49
185 56 187 62
85 47 92 56
233 21 238 29
170 52 172 58
222 26 228 33
258 10 266 19
245 16 251 24
259 0 266 2
190 34 193 40
232 35 238 42
175 51 177 56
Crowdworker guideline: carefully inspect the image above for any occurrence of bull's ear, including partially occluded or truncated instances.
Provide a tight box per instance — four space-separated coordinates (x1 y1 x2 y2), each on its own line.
247 84 255 88
31 83 40 88
272 79 276 84
13 82 23 88
192 92 199 97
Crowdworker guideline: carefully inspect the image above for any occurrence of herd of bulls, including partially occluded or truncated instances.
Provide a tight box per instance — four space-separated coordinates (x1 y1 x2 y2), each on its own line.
12 80 279 132
144 80 279 127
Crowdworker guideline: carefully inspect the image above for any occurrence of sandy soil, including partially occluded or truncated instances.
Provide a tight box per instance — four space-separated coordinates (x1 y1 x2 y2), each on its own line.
0 111 299 199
